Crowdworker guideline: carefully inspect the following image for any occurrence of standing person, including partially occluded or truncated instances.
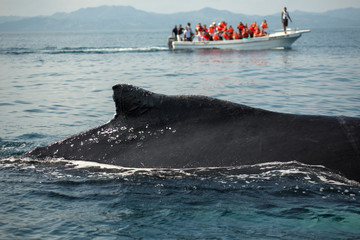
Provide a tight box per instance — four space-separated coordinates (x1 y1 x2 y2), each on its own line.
177 25 184 41
261 20 268 34
281 7 292 34
184 26 192 41
172 25 178 39
187 22 193 34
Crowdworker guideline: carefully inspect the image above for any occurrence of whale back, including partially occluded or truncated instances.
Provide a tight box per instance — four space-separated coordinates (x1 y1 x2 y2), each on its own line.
25 84 360 182
112 84 262 127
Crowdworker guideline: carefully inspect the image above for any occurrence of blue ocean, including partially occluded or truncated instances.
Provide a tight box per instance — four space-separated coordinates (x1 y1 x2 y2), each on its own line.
1 27 360 239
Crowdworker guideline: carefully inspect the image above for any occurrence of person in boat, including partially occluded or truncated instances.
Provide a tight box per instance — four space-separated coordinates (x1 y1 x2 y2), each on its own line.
196 23 203 32
242 27 251 39
187 22 193 32
194 29 201 41
177 25 184 41
241 24 250 38
212 32 222 41
222 31 232 40
232 32 238 40
237 22 244 32
187 22 194 38
281 7 292 34
208 24 216 37
216 23 223 32
202 24 207 32
248 23 257 37
172 25 178 39
261 20 268 34
232 31 242 40
254 27 266 38
184 26 192 41
254 28 260 38
201 31 211 42
228 25 234 34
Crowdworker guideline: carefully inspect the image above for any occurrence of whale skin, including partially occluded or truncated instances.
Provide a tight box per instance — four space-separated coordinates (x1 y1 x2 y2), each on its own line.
26 84 360 182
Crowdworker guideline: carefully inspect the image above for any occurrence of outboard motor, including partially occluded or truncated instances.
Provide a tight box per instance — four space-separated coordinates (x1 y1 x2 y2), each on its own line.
168 36 175 49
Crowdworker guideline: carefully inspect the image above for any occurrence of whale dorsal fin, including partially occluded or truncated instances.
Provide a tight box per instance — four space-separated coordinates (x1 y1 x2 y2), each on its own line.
112 84 259 126
112 84 163 119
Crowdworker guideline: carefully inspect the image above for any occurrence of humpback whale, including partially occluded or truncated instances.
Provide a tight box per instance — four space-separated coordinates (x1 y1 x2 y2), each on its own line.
26 84 360 182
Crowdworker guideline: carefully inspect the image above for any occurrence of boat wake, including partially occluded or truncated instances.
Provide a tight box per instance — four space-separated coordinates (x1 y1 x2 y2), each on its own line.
0 46 169 55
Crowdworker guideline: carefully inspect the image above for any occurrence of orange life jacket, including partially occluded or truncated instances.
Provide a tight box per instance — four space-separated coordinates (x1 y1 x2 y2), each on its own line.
213 35 221 41
202 34 210 41
248 26 255 33
223 32 231 40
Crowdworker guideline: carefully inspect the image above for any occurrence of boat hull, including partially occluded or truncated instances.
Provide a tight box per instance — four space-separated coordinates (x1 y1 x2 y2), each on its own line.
169 30 310 50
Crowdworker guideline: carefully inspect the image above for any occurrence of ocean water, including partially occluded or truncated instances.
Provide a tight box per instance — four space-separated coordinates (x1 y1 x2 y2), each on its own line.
0 27 360 239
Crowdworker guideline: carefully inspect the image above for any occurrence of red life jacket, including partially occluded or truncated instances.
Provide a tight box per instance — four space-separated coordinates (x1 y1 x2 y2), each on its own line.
201 34 210 41
213 35 221 41
223 32 231 40
248 26 255 33
254 30 261 37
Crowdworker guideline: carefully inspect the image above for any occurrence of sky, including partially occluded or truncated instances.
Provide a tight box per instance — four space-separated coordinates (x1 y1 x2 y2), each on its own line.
1 0 359 16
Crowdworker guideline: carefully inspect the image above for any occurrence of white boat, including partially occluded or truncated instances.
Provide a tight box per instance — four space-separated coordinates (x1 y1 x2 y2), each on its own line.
168 29 310 50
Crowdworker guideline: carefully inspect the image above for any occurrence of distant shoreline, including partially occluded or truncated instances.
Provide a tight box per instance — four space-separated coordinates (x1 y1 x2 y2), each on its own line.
0 6 359 32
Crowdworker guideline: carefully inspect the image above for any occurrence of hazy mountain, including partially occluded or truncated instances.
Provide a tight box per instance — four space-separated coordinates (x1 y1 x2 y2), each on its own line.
0 16 24 24
0 6 359 32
